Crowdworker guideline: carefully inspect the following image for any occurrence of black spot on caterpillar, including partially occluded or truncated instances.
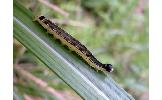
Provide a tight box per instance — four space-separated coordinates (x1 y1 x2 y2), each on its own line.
35 15 113 73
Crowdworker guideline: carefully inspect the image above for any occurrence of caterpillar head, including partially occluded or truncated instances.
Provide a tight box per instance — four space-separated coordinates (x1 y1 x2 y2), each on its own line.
103 64 113 72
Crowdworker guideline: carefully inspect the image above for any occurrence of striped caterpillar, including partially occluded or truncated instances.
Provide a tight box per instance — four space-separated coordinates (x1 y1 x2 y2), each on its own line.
35 16 113 73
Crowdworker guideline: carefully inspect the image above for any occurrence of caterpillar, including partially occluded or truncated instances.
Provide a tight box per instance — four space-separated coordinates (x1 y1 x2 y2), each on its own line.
35 15 113 73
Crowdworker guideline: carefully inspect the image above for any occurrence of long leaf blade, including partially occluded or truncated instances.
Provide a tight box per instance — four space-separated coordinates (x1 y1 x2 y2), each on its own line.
13 1 134 100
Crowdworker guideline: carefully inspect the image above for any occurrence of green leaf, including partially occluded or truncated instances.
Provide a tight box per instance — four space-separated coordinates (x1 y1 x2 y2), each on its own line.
13 1 134 100
13 87 24 100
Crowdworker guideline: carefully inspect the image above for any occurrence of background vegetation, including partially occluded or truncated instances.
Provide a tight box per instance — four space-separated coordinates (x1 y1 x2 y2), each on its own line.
14 0 148 100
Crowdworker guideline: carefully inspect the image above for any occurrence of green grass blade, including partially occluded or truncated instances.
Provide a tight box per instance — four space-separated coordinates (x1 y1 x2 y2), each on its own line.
13 87 24 100
13 1 134 100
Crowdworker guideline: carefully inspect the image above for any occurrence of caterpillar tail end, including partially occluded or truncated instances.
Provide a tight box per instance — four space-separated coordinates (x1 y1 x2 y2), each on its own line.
33 15 45 21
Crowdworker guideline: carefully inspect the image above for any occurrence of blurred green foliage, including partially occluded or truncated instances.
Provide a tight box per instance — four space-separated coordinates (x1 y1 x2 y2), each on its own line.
14 0 148 99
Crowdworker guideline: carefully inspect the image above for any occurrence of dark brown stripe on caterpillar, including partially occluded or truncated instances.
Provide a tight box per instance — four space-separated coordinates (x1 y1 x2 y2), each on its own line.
35 15 113 73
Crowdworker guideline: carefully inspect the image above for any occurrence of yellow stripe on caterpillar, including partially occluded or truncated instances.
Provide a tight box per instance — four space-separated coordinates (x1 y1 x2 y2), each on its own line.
34 15 113 73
